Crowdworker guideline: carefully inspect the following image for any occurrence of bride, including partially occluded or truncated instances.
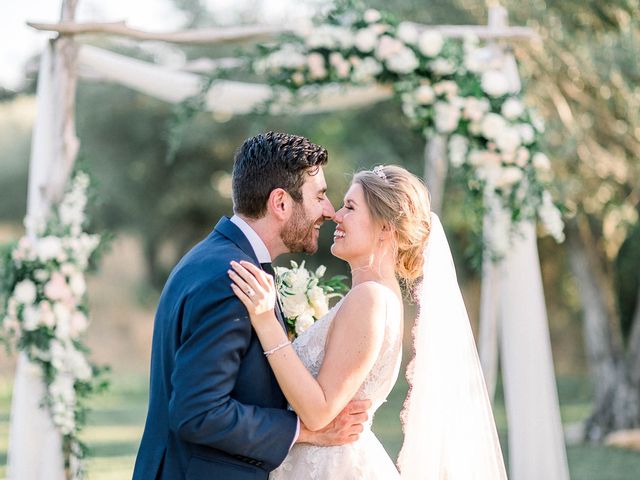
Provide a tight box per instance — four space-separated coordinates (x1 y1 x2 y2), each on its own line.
229 165 507 479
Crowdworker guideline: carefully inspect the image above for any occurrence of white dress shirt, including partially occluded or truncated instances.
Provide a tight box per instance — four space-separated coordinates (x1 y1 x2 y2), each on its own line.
230 215 301 449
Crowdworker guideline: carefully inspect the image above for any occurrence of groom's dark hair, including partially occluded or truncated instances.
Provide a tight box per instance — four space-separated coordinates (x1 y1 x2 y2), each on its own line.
232 132 328 218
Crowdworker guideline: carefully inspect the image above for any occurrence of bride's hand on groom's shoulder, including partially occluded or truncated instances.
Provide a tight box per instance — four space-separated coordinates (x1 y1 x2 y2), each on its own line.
229 260 278 329
296 399 372 446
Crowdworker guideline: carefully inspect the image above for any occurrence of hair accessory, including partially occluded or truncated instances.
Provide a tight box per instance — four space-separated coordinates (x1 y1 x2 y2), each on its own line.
373 165 388 182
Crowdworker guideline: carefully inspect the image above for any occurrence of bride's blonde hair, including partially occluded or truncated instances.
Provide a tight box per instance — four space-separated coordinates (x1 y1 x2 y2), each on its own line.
352 165 431 290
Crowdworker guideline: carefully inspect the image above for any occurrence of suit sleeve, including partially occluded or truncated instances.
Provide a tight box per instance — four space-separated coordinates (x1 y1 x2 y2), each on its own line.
167 279 297 471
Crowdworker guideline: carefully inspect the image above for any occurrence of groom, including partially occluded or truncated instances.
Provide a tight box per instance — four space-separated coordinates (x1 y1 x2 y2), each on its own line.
133 132 370 480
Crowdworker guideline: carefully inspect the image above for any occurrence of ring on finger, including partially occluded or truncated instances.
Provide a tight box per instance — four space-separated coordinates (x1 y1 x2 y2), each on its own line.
246 288 255 297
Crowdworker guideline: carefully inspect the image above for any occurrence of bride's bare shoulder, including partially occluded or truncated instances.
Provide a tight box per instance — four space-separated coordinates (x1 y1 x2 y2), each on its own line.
334 282 391 327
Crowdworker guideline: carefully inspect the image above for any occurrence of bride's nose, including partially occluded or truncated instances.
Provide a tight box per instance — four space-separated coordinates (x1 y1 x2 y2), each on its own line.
333 208 344 223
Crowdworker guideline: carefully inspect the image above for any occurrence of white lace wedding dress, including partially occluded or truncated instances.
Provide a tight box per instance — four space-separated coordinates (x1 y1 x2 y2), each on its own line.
270 288 403 480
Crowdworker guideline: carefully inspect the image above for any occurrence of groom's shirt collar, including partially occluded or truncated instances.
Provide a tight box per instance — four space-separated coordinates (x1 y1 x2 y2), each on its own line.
230 215 272 264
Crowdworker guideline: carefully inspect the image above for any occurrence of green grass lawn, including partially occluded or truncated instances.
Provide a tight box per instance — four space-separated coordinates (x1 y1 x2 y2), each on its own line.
1 375 639 479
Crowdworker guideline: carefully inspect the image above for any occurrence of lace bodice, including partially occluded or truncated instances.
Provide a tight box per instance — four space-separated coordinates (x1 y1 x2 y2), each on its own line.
270 285 403 480
291 286 403 418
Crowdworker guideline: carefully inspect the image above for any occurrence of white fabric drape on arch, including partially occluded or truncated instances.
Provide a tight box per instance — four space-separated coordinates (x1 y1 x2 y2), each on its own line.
477 48 570 480
7 42 66 480
484 212 571 480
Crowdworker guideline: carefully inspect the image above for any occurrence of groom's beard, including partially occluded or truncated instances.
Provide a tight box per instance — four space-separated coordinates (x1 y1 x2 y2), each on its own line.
282 203 321 254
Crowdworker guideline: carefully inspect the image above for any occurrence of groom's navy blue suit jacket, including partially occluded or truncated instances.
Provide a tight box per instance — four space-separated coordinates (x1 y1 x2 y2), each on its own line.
133 217 297 480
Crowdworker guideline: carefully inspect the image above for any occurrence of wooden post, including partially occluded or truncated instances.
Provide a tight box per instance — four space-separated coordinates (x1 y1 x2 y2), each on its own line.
423 135 447 215
478 3 510 403
47 0 80 205
10 3 81 479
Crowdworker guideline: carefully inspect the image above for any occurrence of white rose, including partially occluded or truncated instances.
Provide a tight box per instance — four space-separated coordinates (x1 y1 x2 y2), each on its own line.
280 291 310 319
355 27 378 53
315 265 326 278
533 152 551 171
273 47 306 70
34 269 50 283
434 102 461 133
307 53 327 80
49 340 67 370
397 22 419 44
50 374 76 401
414 84 435 105
54 303 72 340
295 312 316 336
36 236 63 262
539 192 565 242
386 46 419 74
495 127 521 153
418 30 444 57
364 8 382 23
329 52 351 78
13 236 36 262
517 124 535 145
375 35 404 61
352 57 382 83
464 46 491 73
449 134 469 167
289 267 310 292
495 166 524 189
14 279 37 305
402 101 417 120
463 97 490 122
469 150 501 168
22 305 41 331
481 113 507 140
481 71 510 97
515 147 530 167
308 286 329 319
430 58 455 76
39 301 56 328
59 202 85 229
332 26 354 49
433 81 458 98
469 121 482 135
68 347 92 380
306 27 336 49
69 273 86 297
501 98 524 120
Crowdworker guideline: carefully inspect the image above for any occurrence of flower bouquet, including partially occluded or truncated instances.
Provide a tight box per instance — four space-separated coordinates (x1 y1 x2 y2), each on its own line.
275 261 348 338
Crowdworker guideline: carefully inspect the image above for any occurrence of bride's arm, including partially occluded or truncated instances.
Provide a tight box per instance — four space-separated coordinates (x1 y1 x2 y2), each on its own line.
229 261 386 431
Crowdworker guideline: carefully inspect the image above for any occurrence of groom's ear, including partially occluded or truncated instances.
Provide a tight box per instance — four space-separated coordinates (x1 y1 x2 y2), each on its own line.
267 188 293 220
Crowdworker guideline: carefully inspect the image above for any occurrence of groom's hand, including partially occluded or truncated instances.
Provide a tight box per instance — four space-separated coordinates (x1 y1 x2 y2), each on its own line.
296 399 372 446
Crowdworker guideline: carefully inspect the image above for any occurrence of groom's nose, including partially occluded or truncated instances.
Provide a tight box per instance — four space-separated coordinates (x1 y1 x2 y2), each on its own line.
322 197 335 220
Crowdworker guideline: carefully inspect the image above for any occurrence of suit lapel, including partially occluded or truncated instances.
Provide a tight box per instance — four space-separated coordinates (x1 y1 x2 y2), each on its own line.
213 217 288 333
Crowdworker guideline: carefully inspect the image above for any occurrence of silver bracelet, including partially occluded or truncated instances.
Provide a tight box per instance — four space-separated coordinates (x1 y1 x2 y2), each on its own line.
264 340 291 357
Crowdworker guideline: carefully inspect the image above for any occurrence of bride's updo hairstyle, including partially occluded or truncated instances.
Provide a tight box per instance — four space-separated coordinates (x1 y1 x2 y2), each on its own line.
353 165 431 291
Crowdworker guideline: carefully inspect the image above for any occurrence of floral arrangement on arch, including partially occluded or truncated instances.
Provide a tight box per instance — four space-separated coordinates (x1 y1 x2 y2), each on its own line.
0 172 108 478
275 260 348 337
252 1 564 254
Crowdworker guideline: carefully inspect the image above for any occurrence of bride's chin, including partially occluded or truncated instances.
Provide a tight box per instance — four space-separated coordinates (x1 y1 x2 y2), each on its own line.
330 243 347 261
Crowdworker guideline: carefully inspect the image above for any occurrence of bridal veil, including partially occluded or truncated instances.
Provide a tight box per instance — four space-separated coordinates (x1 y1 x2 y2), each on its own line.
397 213 508 479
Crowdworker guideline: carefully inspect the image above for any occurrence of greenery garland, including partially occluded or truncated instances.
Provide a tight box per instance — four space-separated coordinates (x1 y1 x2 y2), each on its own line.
0 172 108 479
